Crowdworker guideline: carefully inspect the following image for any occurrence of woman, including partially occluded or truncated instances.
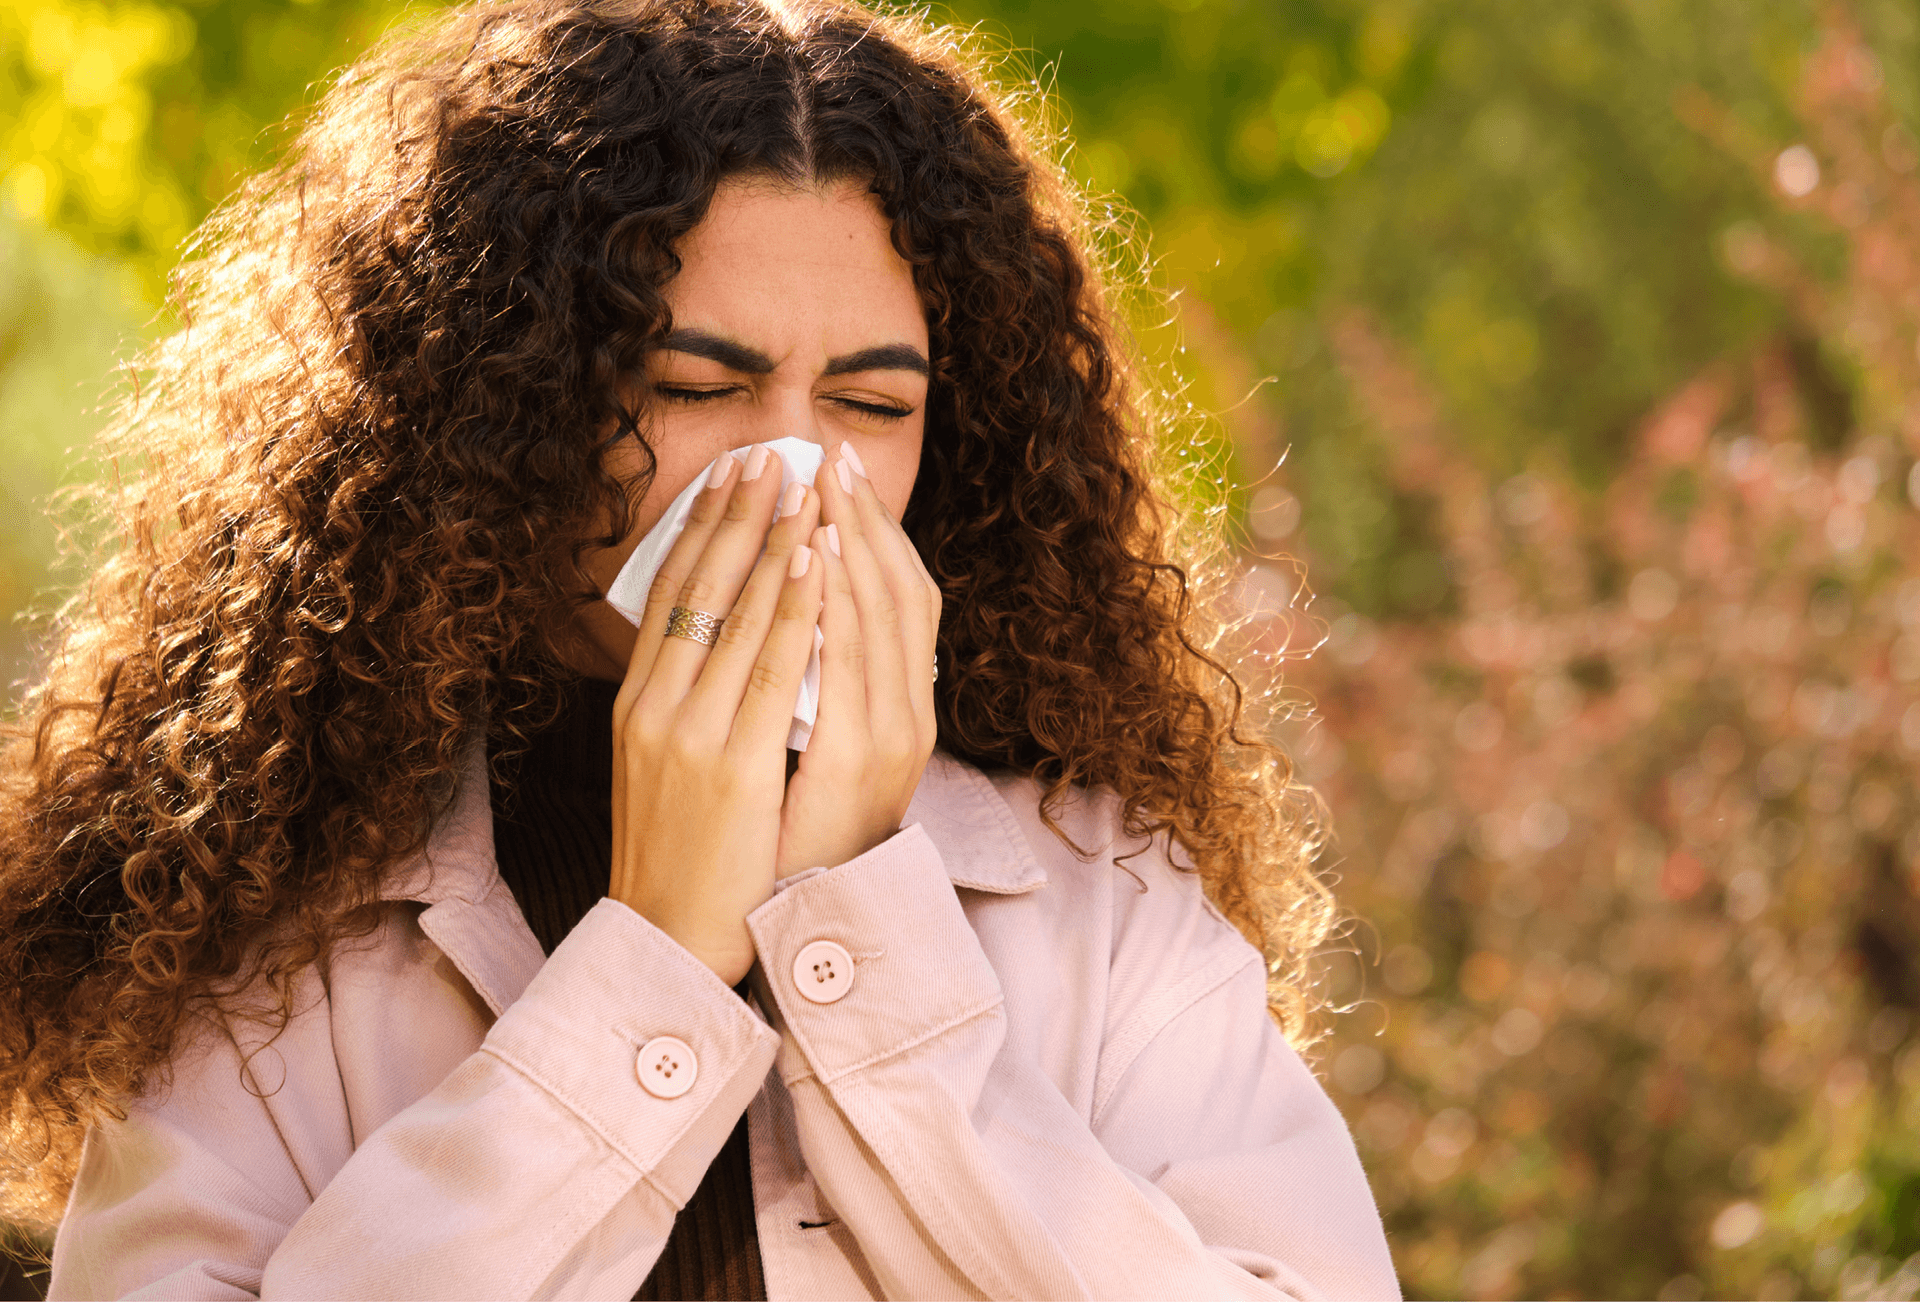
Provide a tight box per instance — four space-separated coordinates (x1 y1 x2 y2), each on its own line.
1 0 1396 1296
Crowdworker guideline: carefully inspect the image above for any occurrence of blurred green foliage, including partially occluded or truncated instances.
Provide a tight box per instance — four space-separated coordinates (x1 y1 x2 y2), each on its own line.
0 216 143 688
2 0 1904 618
1 0 416 292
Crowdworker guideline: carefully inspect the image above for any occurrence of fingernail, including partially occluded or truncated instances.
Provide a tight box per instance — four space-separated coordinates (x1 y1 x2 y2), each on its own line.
789 545 812 578
743 444 771 481
778 481 806 517
835 459 853 494
840 441 867 479
705 456 731 490
825 523 841 557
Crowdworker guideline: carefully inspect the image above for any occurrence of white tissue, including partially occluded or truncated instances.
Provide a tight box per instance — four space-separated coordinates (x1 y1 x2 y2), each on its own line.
604 437 827 750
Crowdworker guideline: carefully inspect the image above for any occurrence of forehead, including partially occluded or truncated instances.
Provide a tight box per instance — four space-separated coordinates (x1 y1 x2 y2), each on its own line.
665 177 926 351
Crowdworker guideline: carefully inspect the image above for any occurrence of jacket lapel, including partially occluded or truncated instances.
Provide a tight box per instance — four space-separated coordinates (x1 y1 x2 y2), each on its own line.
377 739 546 1018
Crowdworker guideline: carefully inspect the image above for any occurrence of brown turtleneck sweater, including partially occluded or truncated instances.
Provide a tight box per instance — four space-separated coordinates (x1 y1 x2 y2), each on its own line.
489 677 766 1302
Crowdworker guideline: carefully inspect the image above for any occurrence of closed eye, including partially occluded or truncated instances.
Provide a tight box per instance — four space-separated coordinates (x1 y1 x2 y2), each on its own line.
829 395 913 420
654 385 740 404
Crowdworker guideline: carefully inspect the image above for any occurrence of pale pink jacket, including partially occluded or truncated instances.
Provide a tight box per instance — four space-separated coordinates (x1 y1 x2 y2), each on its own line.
48 747 1398 1300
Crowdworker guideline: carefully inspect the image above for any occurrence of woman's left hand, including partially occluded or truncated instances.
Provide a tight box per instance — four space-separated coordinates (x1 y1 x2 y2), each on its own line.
776 441 941 876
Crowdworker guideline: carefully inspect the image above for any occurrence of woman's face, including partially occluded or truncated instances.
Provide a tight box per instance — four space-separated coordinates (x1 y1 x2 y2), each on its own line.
569 175 930 677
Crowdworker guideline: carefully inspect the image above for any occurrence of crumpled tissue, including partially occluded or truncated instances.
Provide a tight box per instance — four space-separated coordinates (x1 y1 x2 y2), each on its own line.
604 437 826 750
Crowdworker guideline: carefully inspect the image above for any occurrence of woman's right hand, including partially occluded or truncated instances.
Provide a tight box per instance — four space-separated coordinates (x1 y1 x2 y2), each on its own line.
607 445 824 985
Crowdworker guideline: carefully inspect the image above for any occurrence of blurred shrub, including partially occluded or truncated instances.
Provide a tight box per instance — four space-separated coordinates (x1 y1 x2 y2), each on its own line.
1257 13 1920 1297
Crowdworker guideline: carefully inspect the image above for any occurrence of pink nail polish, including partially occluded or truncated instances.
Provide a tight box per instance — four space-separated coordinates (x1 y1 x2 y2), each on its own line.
789 545 812 578
825 523 841 557
778 482 805 517
835 460 853 494
840 441 867 479
705 456 730 490
743 444 771 481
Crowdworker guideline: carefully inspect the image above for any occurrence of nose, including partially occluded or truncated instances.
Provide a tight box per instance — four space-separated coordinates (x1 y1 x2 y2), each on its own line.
743 386 828 457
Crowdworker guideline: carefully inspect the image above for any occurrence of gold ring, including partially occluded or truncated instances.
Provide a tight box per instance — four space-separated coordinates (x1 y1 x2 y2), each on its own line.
665 607 725 646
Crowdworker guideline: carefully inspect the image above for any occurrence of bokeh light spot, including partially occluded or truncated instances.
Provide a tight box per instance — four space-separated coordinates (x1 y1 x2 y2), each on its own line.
1710 1200 1765 1250
1774 144 1820 197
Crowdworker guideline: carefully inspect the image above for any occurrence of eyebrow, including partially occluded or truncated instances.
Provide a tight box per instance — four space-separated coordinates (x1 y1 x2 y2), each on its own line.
660 329 774 374
660 328 929 378
823 343 929 378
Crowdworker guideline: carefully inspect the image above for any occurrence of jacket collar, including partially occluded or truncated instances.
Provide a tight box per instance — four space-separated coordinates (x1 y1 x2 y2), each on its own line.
376 738 497 907
904 751 1047 894
378 741 1047 910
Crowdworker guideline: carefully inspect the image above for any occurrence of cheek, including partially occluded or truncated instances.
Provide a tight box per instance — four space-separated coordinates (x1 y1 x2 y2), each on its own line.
579 422 715 589
865 423 924 522
622 416 731 537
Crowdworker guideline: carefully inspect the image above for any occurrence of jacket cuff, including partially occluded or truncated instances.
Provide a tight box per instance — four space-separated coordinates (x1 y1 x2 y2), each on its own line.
478 897 779 1207
746 824 1004 1086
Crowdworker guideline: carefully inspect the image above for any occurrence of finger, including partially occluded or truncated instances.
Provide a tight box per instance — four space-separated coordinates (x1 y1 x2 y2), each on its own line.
685 481 821 719
817 448 907 707
802 522 870 751
726 540 827 756
830 441 940 639
819 444 922 719
643 443 791 707
858 454 940 708
623 451 739 693
828 443 939 674
828 451 939 765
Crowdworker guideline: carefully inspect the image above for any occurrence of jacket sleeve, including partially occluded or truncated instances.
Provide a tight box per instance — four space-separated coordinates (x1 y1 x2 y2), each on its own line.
49 899 779 1301
746 823 1399 1302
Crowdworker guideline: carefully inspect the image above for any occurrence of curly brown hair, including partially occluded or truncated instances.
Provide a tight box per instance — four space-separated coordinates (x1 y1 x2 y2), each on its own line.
0 0 1331 1233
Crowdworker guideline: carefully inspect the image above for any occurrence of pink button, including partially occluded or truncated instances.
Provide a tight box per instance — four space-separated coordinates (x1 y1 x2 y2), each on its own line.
635 1036 697 1099
792 940 855 1004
